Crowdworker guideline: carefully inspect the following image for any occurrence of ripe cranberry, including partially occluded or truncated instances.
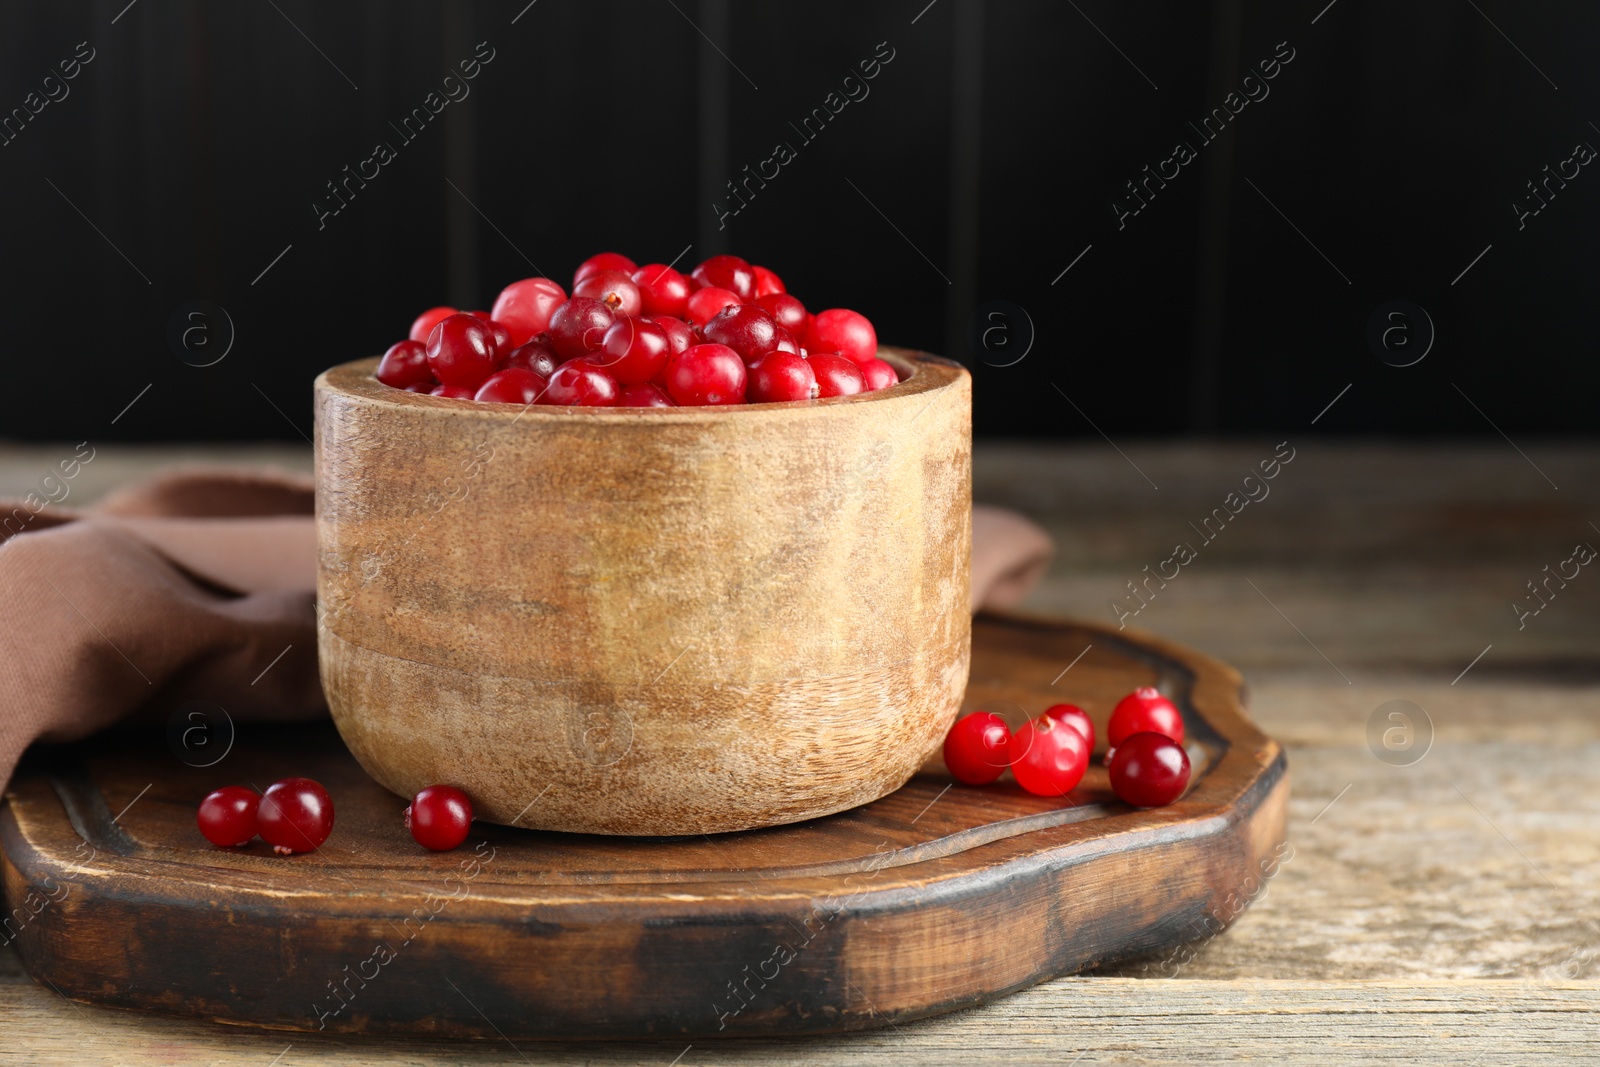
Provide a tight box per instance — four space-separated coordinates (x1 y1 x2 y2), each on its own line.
665 343 746 406
1008 715 1090 797
701 303 777 364
425 313 498 388
409 305 457 343
490 277 567 347
596 318 672 386
806 308 878 365
503 335 559 379
747 352 818 403
403 382 434 393
258 777 334 854
573 269 643 318
547 297 617 361
858 357 899 392
1109 731 1191 807
376 339 434 389
632 263 693 318
619 382 676 407
574 251 637 287
474 367 548 404
943 712 1011 785
685 286 742 326
430 384 476 399
807 352 866 398
1108 687 1185 748
197 785 259 847
484 319 514 359
405 784 474 851
691 254 755 300
750 264 786 298
1044 704 1095 752
542 360 619 406
768 325 801 356
756 293 809 336
649 315 694 355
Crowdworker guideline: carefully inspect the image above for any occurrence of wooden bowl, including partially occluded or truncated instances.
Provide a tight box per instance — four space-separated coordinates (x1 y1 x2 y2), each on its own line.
313 348 971 835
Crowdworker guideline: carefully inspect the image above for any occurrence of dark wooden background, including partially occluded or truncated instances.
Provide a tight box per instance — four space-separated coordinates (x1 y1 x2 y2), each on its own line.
1 0 1596 442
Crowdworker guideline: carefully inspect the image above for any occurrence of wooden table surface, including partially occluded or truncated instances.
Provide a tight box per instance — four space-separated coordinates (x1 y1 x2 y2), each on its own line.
3 440 1597 1065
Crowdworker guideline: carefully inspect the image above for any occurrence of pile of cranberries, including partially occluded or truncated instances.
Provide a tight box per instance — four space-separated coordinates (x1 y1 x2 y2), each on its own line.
942 687 1191 807
197 779 475 854
374 252 897 407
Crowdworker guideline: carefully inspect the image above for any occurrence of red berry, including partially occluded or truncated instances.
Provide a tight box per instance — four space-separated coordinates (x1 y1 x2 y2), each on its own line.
756 293 809 336
490 277 567 347
690 254 755 300
1008 715 1090 797
573 269 643 318
574 251 637 288
943 712 1011 785
474 367 548 405
747 352 818 403
257 778 334 854
808 352 866 398
197 786 259 847
468 310 492 321
858 357 899 392
430 384 476 399
376 339 434 389
685 286 742 326
403 382 433 393
547 297 617 362
700 303 777 364
664 343 746 406
542 360 619 406
1044 704 1095 751
1109 732 1191 807
405 784 474 851
484 319 514 359
806 308 878 365
750 264 785 298
770 325 800 355
425 313 497 388
503 335 559 379
649 315 695 355
618 382 675 407
1108 687 1185 748
632 263 693 318
409 306 457 343
596 318 672 386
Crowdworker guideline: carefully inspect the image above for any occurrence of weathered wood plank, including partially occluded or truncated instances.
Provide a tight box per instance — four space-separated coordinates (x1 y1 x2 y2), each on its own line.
0 980 1596 1065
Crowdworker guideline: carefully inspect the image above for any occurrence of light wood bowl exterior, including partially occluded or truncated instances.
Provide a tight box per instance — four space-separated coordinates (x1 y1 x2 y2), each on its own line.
313 348 971 835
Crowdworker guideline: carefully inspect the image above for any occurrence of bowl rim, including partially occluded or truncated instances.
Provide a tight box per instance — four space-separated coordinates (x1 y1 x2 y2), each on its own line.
316 346 967 423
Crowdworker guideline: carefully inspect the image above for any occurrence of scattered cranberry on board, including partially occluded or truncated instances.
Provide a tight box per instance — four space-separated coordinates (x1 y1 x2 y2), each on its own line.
938 693 1189 808
196 786 260 848
943 711 1013 785
405 785 474 852
257 778 335 855
1008 714 1091 797
1043 703 1095 751
375 253 895 406
1108 687 1185 748
1108 732 1191 807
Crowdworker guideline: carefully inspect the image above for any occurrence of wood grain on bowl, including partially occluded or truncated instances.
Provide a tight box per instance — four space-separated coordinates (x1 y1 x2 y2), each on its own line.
314 348 972 835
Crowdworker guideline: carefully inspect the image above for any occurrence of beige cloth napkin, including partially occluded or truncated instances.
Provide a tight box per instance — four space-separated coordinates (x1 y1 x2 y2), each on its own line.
0 470 1053 791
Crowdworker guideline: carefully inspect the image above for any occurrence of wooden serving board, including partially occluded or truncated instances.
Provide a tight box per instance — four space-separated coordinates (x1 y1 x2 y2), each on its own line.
0 612 1287 1040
